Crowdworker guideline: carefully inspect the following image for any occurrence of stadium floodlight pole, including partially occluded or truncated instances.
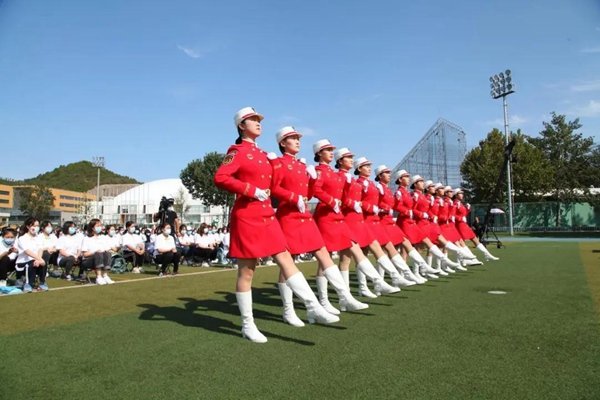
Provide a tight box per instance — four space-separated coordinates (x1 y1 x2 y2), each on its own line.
489 69 515 236
92 156 105 218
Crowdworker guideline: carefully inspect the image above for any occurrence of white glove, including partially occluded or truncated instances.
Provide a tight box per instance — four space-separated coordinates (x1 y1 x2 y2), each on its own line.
306 165 317 179
451 216 455 223
297 195 306 213
266 152 277 160
395 191 402 200
333 199 341 214
362 179 369 192
409 210 414 219
373 205 379 214
254 188 269 201
299 158 306 164
375 182 384 195
389 209 394 216
462 216 467 223
433 216 438 224
345 172 352 183
466 203 471 210
422 212 429 220
353 201 362 213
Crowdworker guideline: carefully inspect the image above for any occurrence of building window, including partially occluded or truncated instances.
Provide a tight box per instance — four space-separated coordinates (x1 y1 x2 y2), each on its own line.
0 190 9 195
0 199 8 204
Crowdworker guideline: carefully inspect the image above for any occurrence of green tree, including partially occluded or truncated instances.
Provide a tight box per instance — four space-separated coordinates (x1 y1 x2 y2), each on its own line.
173 187 191 222
461 129 551 203
180 152 234 223
18 185 56 219
527 112 598 225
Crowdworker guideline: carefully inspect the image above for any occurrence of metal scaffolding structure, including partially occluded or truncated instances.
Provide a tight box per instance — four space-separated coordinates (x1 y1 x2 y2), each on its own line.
391 118 467 188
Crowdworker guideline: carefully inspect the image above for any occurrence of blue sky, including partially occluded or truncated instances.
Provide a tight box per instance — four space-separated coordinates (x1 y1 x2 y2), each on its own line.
1 0 599 183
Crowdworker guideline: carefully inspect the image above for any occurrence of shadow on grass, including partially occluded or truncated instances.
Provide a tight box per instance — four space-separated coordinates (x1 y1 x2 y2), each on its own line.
138 295 315 346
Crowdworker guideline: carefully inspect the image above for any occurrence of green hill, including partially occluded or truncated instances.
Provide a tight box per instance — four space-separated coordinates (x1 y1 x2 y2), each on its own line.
0 161 140 192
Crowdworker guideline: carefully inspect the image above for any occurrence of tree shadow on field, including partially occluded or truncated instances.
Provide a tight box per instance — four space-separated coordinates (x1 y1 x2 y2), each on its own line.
138 296 315 346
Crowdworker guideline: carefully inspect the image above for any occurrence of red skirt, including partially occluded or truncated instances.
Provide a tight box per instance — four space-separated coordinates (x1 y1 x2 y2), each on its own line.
456 221 476 240
314 217 356 252
277 214 326 255
382 222 406 246
440 223 462 242
398 219 427 245
229 213 288 259
365 216 391 245
417 220 439 243
345 213 375 248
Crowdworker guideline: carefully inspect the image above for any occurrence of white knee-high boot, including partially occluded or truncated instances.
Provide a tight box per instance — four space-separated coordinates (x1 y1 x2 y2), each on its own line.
446 241 475 260
430 245 463 270
389 255 417 286
356 269 377 298
476 243 499 261
286 272 340 324
357 258 401 295
341 269 350 291
236 291 268 343
377 255 414 287
323 266 368 311
278 283 305 327
316 276 340 315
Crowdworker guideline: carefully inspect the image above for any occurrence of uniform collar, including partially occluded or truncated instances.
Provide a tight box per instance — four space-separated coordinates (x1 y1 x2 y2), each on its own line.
283 153 296 160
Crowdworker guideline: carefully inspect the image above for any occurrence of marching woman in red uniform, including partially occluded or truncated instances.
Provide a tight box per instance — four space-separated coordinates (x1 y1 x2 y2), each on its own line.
333 149 403 298
374 165 427 284
270 127 368 325
214 107 339 343
354 158 418 288
453 189 499 261
311 140 399 299
393 171 461 280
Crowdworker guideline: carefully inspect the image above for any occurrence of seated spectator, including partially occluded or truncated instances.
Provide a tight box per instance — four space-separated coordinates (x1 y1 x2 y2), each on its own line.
81 218 114 285
15 217 47 292
104 224 122 258
154 223 180 276
176 224 193 264
39 220 58 269
56 221 82 281
194 223 216 267
0 227 18 287
122 221 146 273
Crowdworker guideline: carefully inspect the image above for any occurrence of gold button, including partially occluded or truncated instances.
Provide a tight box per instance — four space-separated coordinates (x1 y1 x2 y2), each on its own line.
301 219 305 223
261 174 264 178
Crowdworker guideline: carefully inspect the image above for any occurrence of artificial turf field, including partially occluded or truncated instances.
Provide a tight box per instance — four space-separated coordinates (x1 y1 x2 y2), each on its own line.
1 241 600 400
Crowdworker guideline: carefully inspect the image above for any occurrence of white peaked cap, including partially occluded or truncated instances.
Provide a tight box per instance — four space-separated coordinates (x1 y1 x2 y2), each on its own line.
234 107 264 127
425 180 434 188
444 186 453 192
394 169 410 181
353 156 371 170
276 126 302 144
312 139 336 154
375 165 390 176
333 147 353 162
411 175 424 185
434 182 444 190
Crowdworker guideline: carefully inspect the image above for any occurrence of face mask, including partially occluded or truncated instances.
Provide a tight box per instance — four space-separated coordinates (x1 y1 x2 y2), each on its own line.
94 226 103 234
163 229 171 236
203 228 208 234
168 206 174 211
135 230 140 235
68 227 77 235
3 238 15 246
128 227 136 234
108 230 116 237
44 226 53 234
30 226 40 235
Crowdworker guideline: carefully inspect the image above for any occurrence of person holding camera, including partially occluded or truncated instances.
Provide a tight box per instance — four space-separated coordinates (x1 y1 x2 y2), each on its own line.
153 197 180 235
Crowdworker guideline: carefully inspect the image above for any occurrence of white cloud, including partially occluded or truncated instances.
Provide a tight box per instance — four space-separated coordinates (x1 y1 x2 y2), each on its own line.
567 100 600 118
571 80 600 92
177 44 203 59
581 46 600 53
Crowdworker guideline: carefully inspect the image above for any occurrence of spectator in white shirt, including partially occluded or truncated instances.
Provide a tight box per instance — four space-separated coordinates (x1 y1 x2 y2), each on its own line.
81 219 114 285
104 225 122 256
0 227 18 287
16 217 47 292
176 224 193 264
39 220 58 269
154 223 179 276
194 223 216 267
122 221 145 273
56 221 82 281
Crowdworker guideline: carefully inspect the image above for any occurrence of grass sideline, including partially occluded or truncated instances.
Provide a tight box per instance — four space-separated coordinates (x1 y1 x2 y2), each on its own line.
1 241 600 399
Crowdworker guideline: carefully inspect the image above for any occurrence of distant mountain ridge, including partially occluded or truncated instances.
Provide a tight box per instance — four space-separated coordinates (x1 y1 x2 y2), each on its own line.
0 161 140 192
